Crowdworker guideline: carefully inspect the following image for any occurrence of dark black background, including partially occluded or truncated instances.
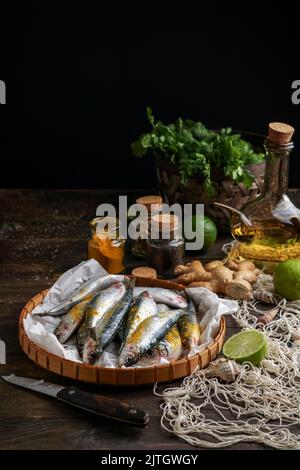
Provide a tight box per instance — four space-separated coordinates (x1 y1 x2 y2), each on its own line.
1 2 299 189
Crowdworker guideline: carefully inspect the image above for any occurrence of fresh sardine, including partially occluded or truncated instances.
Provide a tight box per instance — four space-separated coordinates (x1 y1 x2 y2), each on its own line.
159 325 182 361
48 274 125 316
77 281 126 357
139 325 182 366
145 303 182 363
178 300 201 353
119 309 185 367
133 287 187 309
83 279 135 364
156 303 171 313
122 291 157 345
54 296 92 344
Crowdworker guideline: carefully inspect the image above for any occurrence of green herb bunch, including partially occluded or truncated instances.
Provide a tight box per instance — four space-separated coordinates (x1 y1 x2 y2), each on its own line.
132 108 265 196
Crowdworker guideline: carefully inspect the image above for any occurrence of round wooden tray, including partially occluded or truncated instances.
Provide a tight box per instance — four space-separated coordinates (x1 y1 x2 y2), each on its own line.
19 277 226 386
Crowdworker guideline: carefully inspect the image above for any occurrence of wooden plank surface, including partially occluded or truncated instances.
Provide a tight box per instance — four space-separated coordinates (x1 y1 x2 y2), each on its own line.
0 188 298 451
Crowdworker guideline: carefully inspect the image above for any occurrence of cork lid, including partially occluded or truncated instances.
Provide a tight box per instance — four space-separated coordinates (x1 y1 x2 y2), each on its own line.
90 216 121 239
151 213 179 232
268 122 295 145
136 195 163 212
131 266 157 279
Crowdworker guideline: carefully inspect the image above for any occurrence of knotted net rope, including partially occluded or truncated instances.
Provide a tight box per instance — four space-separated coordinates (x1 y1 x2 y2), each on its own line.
154 293 300 449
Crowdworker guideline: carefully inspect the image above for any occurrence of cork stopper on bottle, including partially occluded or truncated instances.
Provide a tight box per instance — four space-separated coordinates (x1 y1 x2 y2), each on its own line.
268 122 295 145
151 214 179 233
136 195 163 213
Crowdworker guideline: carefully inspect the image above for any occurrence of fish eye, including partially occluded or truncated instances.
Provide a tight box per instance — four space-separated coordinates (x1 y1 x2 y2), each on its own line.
146 350 155 358
78 342 84 349
125 355 135 366
88 351 97 361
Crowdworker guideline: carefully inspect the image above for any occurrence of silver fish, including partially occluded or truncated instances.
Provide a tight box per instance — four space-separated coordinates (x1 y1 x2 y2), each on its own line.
156 303 171 313
122 291 157 345
77 281 126 357
119 309 185 367
54 296 92 344
133 287 187 309
158 325 182 361
82 279 135 364
47 274 125 316
139 324 182 366
178 300 201 353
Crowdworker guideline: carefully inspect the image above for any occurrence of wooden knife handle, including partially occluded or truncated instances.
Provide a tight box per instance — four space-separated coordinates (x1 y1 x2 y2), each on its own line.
56 386 149 427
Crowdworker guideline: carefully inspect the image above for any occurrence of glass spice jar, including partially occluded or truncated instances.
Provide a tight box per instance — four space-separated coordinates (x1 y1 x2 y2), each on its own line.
131 195 163 258
146 214 185 278
88 216 125 274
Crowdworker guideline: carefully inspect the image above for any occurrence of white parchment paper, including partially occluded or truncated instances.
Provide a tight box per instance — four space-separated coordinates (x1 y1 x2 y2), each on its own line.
23 260 239 367
186 287 238 351
24 259 106 362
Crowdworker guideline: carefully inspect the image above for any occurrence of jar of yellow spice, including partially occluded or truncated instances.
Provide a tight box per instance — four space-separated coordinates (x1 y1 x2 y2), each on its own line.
88 217 125 274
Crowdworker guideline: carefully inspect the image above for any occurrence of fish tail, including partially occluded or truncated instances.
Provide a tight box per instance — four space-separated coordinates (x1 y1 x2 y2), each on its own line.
128 276 136 291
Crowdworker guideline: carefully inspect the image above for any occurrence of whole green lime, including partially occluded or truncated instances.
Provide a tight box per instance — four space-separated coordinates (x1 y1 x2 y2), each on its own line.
184 215 217 251
274 259 300 300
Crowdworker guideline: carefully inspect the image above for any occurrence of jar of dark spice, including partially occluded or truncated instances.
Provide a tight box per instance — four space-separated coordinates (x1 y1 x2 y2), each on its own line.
131 195 163 258
146 214 185 278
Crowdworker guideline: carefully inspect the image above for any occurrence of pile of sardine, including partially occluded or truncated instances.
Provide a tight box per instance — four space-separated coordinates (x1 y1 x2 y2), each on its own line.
45 275 201 367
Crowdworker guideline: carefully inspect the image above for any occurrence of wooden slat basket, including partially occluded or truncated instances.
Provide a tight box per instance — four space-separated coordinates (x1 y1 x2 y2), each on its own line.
19 277 226 386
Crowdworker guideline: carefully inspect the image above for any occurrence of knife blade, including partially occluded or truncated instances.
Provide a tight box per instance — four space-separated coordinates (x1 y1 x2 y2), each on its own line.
1 374 149 427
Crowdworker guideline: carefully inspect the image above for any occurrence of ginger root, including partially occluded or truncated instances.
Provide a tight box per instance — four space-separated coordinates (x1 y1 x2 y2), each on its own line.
234 270 257 284
204 260 224 272
226 258 256 272
235 260 256 272
174 257 259 300
211 266 233 283
176 260 212 284
225 279 252 300
188 279 226 294
174 264 193 275
177 271 211 284
226 259 239 271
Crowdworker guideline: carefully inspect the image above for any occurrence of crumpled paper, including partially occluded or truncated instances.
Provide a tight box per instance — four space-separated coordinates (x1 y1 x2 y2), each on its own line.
23 259 239 368
24 259 105 362
186 287 238 348
31 259 107 315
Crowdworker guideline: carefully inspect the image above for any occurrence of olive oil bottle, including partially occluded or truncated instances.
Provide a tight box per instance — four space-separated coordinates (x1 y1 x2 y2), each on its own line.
231 122 300 271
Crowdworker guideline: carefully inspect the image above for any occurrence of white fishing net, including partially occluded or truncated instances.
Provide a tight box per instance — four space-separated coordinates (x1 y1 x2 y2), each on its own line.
155 289 300 450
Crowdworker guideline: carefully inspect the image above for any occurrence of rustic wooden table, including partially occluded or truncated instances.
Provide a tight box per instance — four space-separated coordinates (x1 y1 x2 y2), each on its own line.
1 189 299 451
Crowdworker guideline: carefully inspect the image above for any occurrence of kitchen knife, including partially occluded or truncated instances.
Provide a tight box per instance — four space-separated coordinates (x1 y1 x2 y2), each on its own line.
1 374 149 427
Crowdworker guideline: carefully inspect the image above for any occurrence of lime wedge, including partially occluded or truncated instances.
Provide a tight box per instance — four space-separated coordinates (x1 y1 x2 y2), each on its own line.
223 330 267 366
